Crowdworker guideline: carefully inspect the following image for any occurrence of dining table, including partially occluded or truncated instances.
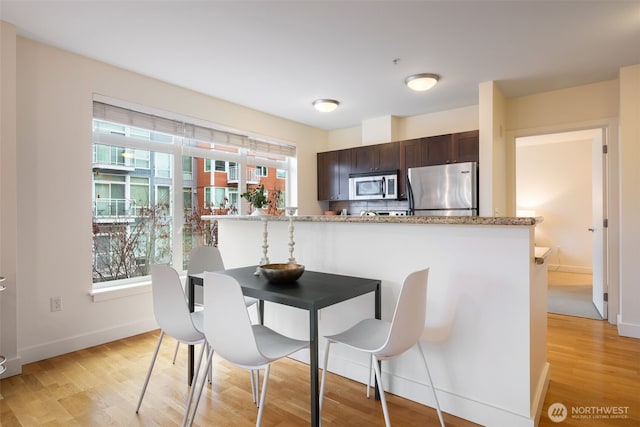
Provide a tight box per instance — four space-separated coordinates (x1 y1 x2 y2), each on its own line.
188 265 381 427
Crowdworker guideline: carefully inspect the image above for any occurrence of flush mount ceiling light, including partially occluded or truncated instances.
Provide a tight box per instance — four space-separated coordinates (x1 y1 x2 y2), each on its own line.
405 73 439 91
312 99 340 112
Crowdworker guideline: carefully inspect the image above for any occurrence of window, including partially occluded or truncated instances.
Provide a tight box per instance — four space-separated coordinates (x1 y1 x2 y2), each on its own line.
92 151 174 285
135 150 150 169
183 156 193 181
215 160 226 172
155 152 172 178
130 176 150 216
94 144 133 167
256 166 268 177
204 187 229 209
94 174 126 216
92 101 295 289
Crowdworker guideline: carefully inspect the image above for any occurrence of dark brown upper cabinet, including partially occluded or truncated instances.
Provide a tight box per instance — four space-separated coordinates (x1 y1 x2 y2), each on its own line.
422 134 454 166
350 142 400 174
452 130 480 164
399 130 479 198
401 131 479 167
317 149 352 201
400 137 429 170
317 131 478 201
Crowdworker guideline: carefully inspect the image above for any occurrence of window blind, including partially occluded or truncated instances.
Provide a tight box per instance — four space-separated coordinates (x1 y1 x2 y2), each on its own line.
93 101 296 157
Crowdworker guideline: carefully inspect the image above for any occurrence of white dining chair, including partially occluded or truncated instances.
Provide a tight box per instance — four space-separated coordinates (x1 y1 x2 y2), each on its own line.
319 268 445 427
185 272 309 427
173 245 260 365
136 265 207 420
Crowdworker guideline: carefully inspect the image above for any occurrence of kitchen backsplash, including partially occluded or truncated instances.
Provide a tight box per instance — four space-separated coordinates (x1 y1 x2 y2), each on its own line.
328 199 410 216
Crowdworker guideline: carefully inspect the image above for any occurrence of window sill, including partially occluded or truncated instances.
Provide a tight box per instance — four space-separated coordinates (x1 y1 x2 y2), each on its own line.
89 273 188 302
90 280 152 302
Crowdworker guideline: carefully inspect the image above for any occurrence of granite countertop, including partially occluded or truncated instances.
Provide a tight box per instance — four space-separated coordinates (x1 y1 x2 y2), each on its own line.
201 214 537 226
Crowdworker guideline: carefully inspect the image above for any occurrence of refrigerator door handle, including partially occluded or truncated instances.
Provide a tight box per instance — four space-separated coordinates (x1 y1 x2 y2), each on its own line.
407 175 414 215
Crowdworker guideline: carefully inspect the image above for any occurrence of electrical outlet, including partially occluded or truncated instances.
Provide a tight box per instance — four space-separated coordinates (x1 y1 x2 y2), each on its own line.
50 296 62 312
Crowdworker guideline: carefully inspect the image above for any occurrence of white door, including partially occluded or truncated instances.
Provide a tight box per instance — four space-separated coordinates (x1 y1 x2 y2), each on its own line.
591 128 607 319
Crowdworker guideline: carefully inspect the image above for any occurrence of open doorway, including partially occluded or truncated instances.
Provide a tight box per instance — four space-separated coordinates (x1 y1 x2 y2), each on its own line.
516 128 606 320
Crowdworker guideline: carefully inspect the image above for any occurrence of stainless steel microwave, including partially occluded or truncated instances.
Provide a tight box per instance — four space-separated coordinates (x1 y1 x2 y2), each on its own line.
348 172 398 200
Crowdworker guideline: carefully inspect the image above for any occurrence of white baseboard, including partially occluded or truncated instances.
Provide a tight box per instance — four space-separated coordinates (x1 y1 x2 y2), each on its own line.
532 362 551 425
318 353 545 427
547 264 592 274
617 314 640 339
18 318 157 365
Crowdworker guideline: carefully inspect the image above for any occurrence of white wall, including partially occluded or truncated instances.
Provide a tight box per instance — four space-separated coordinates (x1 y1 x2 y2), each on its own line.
516 136 593 272
217 218 547 427
8 35 328 367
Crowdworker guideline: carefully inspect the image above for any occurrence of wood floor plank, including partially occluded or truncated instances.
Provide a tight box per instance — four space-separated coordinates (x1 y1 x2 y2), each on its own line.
2 313 639 426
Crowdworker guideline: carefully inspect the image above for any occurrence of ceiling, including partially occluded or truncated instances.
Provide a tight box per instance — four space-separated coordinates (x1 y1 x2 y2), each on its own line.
1 1 639 131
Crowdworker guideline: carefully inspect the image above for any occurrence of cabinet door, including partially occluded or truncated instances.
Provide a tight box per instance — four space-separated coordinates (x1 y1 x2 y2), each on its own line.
317 149 352 200
317 151 336 200
425 134 454 165
376 141 400 172
452 130 479 163
350 146 374 173
399 138 428 199
400 139 423 170
352 143 400 173
336 149 352 200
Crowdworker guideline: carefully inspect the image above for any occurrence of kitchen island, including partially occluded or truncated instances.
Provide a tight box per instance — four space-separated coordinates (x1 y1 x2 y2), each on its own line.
203 214 549 427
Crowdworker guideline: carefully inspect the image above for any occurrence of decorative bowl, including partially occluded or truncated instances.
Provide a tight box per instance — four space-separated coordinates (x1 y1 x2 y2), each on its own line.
259 263 305 284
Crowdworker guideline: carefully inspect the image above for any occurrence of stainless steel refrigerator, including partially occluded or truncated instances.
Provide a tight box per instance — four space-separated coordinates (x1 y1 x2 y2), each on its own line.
407 162 478 216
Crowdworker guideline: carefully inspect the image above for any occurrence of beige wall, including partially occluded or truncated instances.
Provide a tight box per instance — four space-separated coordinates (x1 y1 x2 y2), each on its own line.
504 78 636 332
11 35 327 365
516 136 594 272
618 64 640 338
0 21 19 377
326 105 480 151
479 81 508 217
3 21 639 374
400 105 479 140
327 125 361 151
507 80 619 131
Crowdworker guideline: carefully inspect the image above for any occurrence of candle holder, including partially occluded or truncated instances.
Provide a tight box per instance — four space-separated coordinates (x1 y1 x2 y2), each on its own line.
285 207 298 263
255 218 270 275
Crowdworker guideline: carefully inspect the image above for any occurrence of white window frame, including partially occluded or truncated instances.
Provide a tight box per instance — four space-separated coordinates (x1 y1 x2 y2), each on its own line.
92 101 296 291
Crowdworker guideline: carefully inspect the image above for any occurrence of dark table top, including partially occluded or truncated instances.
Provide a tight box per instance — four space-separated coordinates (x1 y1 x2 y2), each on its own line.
190 265 380 311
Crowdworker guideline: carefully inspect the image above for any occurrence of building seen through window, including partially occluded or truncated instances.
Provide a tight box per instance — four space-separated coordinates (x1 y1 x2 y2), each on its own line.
91 107 294 289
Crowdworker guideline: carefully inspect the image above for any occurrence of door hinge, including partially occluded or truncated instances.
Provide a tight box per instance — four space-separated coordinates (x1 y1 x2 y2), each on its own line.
603 144 608 154
603 218 608 228
604 292 608 302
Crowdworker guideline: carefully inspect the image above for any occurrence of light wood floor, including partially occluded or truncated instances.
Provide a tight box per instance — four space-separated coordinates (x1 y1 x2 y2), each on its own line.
1 314 639 426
